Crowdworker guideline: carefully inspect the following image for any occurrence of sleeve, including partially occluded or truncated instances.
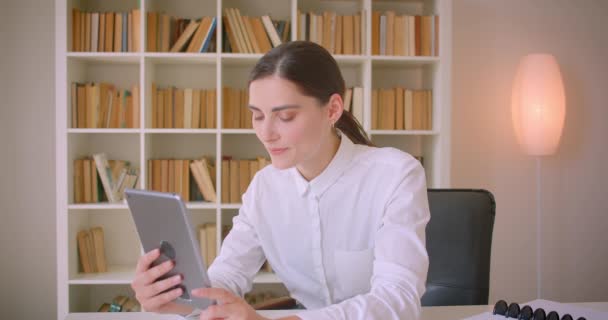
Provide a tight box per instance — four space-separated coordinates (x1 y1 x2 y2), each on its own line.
296 159 431 320
180 183 267 320
207 179 267 297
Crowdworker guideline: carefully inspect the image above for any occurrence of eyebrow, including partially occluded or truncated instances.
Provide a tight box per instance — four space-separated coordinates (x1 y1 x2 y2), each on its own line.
248 104 301 112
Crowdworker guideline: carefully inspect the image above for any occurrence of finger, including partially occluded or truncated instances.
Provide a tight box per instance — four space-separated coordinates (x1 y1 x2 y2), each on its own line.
142 286 183 311
135 248 161 274
199 304 237 320
138 259 174 287
191 287 237 304
139 274 182 300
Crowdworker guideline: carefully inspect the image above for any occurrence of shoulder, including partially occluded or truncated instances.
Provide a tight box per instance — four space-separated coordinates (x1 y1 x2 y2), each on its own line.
351 144 423 175
245 163 291 197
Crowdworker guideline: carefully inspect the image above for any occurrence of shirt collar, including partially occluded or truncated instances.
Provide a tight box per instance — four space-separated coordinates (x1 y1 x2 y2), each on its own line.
290 133 356 198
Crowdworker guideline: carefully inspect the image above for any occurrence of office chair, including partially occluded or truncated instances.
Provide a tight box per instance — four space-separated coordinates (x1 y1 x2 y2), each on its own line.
421 189 496 306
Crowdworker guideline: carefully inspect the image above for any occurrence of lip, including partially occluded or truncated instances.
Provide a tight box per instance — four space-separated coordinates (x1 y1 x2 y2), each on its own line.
268 147 288 155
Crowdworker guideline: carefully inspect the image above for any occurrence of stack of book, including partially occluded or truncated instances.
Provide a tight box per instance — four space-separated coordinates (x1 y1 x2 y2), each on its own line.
372 12 438 56
146 13 217 53
71 82 139 129
222 87 251 129
371 88 433 130
221 156 271 203
71 9 141 52
146 157 216 203
76 226 107 273
296 10 365 55
223 8 289 54
97 295 140 312
198 223 231 268
73 153 138 203
151 84 216 129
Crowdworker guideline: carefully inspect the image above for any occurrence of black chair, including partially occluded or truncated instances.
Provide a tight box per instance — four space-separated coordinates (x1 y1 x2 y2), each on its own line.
421 189 496 306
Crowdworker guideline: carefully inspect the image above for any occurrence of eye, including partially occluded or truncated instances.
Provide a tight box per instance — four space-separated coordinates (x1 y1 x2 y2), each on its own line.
278 112 296 122
252 112 264 121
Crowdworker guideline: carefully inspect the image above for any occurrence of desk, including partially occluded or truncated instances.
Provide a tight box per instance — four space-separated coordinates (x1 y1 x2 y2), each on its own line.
66 302 608 320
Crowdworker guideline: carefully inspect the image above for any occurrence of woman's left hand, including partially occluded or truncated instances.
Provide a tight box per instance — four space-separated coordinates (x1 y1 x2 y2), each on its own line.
192 287 269 320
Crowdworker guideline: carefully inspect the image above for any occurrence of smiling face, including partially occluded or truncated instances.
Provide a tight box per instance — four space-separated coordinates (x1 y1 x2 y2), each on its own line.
248 75 341 171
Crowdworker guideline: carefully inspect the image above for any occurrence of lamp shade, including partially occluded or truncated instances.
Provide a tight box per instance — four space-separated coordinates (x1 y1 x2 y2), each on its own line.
511 54 566 156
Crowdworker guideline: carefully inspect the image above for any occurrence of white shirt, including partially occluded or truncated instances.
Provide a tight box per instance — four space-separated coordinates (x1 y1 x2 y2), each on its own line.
205 134 430 320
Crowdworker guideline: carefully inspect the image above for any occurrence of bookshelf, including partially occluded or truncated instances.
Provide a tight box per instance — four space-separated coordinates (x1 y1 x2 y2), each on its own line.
55 0 452 317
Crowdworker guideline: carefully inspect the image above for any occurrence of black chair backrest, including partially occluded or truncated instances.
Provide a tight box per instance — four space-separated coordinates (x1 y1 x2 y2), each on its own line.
421 189 496 306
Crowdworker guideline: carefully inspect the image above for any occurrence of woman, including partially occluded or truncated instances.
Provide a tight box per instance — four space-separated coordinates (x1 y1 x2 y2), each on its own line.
131 41 430 320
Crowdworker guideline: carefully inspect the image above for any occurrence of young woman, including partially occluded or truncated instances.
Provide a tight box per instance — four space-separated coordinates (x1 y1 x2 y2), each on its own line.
131 41 431 320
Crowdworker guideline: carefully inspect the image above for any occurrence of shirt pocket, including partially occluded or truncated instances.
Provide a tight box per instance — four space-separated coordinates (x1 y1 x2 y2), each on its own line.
334 247 374 296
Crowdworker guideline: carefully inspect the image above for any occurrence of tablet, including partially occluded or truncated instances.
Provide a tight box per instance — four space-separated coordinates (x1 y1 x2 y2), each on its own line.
125 188 214 310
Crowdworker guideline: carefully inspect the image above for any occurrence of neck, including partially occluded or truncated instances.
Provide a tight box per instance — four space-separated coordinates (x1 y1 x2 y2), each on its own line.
297 132 341 181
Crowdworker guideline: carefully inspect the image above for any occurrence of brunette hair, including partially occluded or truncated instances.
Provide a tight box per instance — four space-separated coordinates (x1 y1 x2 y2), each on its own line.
248 41 373 146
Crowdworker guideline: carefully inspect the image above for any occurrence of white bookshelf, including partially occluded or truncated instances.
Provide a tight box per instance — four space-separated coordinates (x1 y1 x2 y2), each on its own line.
56 0 452 317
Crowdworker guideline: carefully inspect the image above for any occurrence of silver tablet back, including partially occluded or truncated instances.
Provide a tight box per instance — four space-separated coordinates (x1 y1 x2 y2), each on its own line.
125 188 214 310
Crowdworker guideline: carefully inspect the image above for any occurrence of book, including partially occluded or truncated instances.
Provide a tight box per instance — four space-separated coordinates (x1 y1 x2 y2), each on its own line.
186 16 212 53
201 17 218 53
90 227 107 272
92 153 116 202
77 230 93 273
463 299 607 320
170 19 200 52
98 295 140 312
190 157 217 202
261 15 282 48
76 227 107 274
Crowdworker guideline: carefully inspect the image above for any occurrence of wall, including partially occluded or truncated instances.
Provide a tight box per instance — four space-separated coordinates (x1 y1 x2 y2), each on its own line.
0 0 57 318
452 0 608 303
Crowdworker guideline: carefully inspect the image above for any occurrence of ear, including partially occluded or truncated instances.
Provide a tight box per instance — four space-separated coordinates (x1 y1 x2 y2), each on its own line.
326 93 344 124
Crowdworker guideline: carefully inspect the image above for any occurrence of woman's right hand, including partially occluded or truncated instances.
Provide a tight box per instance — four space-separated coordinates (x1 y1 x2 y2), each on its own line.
131 248 194 315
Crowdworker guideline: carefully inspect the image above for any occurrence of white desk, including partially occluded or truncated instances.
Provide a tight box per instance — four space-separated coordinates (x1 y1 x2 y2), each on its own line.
66 302 608 320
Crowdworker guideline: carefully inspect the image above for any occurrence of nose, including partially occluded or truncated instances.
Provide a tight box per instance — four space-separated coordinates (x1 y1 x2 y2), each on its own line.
257 118 279 143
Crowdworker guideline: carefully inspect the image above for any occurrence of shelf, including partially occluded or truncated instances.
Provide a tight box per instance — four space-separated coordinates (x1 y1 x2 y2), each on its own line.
371 55 440 67
144 129 218 134
369 130 439 136
69 265 279 286
67 129 141 134
68 202 219 211
69 265 135 285
187 202 217 210
145 52 218 64
221 129 256 134
67 52 140 63
221 204 242 210
68 203 128 210
253 272 281 284
221 53 265 66
334 54 368 65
